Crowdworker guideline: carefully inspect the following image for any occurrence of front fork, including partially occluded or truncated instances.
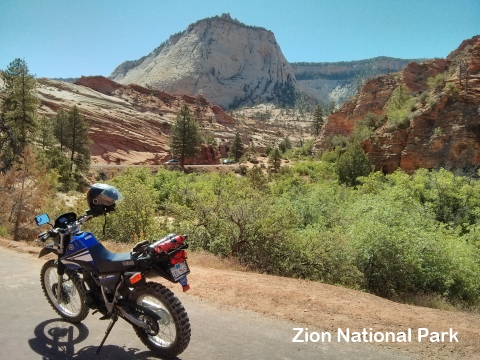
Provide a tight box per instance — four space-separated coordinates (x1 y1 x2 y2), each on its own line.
56 260 66 304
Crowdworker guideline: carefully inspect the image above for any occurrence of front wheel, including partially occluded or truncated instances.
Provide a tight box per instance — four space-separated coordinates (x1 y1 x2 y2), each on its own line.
129 282 191 358
40 260 88 323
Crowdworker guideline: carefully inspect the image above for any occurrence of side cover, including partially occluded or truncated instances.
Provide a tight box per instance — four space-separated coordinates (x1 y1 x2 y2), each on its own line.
61 232 99 271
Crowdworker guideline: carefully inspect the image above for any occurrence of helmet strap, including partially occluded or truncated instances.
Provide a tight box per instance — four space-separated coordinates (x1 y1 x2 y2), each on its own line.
103 213 107 238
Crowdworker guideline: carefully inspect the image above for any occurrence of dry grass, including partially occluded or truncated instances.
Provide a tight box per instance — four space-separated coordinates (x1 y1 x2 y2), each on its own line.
185 250 247 271
392 292 480 314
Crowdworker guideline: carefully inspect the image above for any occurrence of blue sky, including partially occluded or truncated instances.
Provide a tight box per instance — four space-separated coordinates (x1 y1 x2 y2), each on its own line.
1 0 479 78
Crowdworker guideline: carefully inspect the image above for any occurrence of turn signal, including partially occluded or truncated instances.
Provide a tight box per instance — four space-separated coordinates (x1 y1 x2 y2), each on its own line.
129 272 143 285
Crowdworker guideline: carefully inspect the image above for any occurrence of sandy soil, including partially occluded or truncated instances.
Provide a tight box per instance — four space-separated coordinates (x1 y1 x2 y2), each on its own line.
2 238 479 359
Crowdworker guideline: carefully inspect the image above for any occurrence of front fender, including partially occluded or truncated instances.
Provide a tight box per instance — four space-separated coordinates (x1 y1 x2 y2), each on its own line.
39 243 58 258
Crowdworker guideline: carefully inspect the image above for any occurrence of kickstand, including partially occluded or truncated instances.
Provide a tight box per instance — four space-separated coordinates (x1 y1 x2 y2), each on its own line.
95 312 118 355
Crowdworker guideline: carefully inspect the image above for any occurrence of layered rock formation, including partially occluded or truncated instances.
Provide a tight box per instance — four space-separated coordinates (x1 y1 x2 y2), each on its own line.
318 36 480 174
110 14 297 109
36 76 237 165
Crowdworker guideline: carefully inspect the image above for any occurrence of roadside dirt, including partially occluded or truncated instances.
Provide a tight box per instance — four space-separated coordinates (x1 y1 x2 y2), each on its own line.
2 238 479 359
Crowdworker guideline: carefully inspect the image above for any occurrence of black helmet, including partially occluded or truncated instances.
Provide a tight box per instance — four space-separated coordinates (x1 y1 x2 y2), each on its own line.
86 183 123 216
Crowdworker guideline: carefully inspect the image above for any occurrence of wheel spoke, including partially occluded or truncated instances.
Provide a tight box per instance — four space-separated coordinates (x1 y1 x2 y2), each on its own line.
137 295 176 346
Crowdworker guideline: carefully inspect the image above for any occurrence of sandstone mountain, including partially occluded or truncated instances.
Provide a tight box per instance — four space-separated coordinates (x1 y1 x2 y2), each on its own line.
110 14 297 109
317 36 480 174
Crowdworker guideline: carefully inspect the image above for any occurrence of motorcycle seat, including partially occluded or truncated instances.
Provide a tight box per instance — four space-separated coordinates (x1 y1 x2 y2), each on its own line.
89 243 137 273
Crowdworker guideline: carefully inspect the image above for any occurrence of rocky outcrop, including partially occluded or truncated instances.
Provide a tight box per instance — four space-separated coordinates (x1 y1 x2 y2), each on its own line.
318 36 480 174
110 14 297 109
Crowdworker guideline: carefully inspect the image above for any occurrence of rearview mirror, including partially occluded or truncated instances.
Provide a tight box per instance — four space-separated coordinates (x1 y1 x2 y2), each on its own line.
35 213 50 226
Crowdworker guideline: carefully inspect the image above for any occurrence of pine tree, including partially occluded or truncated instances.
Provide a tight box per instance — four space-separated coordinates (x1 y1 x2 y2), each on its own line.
0 58 38 171
229 132 244 162
268 147 282 173
311 105 324 136
327 100 337 115
170 105 201 166
53 108 68 152
63 106 91 175
279 136 292 153
38 116 55 150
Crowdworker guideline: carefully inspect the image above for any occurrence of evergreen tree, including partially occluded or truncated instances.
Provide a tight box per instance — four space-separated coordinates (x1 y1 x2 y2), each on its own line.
268 147 282 173
170 105 201 166
229 132 244 162
63 106 91 175
247 165 267 190
327 100 337 115
311 105 324 136
355 77 363 94
278 136 292 153
38 115 55 150
336 142 372 187
53 108 68 151
0 58 38 171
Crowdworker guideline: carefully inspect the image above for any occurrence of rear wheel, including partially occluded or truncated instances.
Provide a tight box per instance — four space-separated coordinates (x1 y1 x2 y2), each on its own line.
40 260 88 323
129 282 190 358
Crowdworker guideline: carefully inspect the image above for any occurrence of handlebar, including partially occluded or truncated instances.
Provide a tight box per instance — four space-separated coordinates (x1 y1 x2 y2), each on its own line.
36 214 93 242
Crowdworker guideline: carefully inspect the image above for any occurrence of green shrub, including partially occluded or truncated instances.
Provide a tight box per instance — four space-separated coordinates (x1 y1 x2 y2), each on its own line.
337 142 372 186
285 227 361 286
446 82 459 96
0 225 9 237
433 127 442 137
386 85 414 129
427 74 445 90
343 187 480 301
356 112 385 130
427 96 438 107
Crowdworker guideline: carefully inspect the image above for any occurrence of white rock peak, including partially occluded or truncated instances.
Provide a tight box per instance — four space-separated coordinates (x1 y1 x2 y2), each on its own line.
110 15 297 109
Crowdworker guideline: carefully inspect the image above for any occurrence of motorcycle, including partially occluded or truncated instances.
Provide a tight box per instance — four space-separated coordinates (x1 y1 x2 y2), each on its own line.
34 183 191 358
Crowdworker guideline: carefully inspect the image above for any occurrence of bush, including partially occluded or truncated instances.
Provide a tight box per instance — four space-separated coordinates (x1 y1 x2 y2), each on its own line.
356 112 385 130
0 225 8 237
349 171 480 302
428 74 445 90
288 227 362 286
386 85 414 129
446 82 459 96
336 142 372 186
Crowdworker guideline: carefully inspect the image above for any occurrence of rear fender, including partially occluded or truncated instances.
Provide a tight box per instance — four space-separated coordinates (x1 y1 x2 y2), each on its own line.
145 264 176 284
39 243 58 258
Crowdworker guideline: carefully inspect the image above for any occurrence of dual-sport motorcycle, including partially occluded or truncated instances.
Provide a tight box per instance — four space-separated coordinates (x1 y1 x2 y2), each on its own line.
34 183 191 358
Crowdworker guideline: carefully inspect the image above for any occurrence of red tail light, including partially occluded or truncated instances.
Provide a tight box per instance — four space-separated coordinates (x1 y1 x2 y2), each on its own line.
170 250 187 265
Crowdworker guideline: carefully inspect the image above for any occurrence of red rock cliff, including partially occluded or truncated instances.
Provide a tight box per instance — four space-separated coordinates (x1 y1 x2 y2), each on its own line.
318 36 480 174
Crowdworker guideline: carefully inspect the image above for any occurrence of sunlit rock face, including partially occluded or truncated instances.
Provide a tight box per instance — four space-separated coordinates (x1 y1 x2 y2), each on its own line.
110 14 297 109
